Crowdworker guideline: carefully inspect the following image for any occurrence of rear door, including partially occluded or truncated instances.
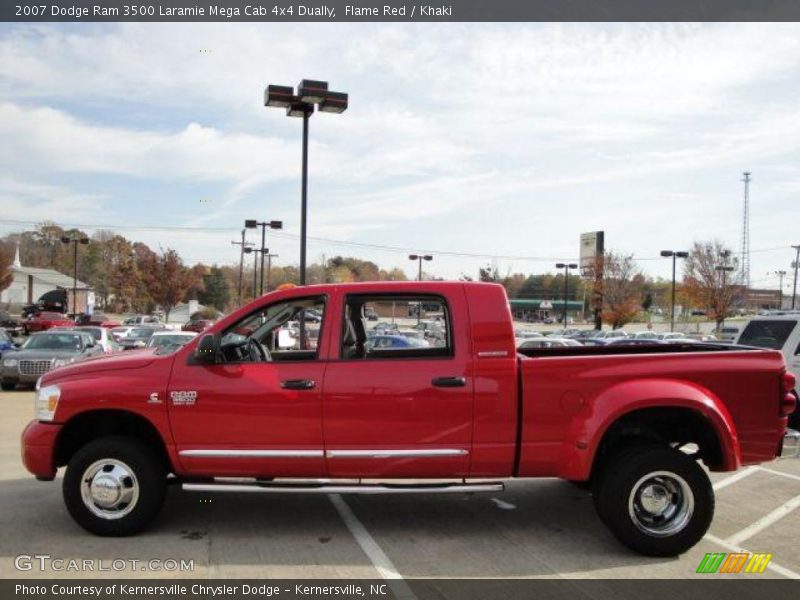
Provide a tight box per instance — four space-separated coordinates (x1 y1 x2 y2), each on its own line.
322 289 474 478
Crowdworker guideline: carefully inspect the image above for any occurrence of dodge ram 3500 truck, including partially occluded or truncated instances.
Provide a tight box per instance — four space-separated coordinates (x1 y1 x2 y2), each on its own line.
21 282 799 556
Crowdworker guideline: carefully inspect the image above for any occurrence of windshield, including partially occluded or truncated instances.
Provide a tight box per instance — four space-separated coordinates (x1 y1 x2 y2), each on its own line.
77 327 102 341
23 333 83 350
737 320 796 350
130 328 156 339
0 330 11 343
148 335 193 348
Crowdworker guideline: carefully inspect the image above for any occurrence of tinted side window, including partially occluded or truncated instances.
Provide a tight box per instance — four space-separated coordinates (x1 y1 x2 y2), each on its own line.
737 320 796 350
342 295 452 360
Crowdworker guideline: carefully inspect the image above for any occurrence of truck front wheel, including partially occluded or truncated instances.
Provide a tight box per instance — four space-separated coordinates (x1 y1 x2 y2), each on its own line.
63 436 166 536
594 444 714 556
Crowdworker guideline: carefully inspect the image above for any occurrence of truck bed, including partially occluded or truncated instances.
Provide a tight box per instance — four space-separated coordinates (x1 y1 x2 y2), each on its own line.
516 343 786 479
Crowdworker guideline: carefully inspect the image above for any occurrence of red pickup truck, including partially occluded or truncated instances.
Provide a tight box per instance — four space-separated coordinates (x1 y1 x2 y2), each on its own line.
23 311 75 335
21 282 798 556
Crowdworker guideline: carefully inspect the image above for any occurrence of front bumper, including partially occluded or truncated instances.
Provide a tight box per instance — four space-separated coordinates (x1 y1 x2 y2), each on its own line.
781 429 800 459
21 420 61 479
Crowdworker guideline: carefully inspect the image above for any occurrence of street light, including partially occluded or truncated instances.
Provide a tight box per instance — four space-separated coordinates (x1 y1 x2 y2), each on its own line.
264 79 348 285
409 254 433 281
714 250 735 328
245 219 282 295
231 230 254 306
660 250 689 332
773 270 787 309
243 246 259 301
60 236 89 318
555 263 578 326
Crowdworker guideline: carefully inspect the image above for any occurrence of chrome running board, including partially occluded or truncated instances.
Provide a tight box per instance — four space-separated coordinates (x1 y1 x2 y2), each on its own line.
182 480 504 495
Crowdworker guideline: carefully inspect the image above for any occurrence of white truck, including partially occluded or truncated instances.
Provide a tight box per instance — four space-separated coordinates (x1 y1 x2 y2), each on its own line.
736 313 800 428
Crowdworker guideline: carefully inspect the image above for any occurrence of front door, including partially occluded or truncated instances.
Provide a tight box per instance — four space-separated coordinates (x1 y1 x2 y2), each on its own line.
168 295 329 478
323 291 474 478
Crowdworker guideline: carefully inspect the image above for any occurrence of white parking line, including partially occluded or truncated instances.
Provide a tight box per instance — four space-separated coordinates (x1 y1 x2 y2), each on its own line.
713 466 758 491
704 533 800 579
329 494 418 600
757 466 800 484
725 493 800 546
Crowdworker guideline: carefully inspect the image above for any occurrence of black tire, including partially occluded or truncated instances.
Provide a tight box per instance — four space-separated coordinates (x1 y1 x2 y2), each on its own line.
593 443 714 556
1 382 16 391
63 435 166 536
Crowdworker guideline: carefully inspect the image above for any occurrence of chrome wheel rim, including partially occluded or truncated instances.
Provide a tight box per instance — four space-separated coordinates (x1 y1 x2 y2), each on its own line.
80 459 139 520
628 470 694 537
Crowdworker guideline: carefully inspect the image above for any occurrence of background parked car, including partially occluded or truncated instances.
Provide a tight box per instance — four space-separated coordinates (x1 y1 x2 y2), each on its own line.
0 329 18 358
0 310 22 337
75 326 120 353
146 331 197 353
716 326 741 344
122 315 162 326
118 327 159 350
23 311 74 335
182 319 214 333
366 335 430 349
518 337 582 349
1 331 102 390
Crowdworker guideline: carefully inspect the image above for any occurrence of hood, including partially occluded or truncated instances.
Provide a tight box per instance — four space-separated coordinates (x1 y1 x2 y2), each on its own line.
41 348 159 384
6 349 83 361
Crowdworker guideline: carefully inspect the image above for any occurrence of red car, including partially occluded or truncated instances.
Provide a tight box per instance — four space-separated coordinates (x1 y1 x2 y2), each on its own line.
21 282 798 556
182 319 214 333
22 311 74 334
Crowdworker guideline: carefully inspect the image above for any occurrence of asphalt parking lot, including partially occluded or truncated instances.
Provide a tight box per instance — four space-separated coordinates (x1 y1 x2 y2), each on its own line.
1 390 798 581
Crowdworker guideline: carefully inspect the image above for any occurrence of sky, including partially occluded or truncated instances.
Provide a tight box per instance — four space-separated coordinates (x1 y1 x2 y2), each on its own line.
0 22 799 289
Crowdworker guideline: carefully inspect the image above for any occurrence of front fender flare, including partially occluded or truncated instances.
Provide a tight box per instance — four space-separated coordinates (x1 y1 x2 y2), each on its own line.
558 378 741 481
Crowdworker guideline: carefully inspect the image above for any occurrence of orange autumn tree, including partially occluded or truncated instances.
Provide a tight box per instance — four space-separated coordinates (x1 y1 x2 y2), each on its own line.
682 240 741 329
600 251 645 329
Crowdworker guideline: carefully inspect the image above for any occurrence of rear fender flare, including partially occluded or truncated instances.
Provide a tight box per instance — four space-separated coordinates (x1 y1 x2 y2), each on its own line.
558 378 741 481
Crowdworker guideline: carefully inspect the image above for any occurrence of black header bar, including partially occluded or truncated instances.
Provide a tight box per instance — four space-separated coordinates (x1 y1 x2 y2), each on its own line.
3 0 800 22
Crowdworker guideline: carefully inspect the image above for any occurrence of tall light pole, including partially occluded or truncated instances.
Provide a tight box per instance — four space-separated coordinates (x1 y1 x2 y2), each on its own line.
773 270 787 309
409 254 433 281
265 80 348 285
60 236 89 317
715 251 735 329
231 229 254 306
243 246 259 301
245 219 282 295
792 244 800 310
660 250 689 332
555 263 578 326
265 253 279 293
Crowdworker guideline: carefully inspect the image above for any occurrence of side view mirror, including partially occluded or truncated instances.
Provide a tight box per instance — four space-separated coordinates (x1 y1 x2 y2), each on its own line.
194 333 220 365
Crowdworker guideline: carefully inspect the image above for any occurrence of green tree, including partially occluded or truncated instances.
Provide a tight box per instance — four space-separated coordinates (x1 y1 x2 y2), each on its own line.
198 266 231 311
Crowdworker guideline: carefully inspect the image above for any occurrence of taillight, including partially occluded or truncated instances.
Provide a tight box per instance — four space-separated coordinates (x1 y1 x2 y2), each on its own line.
781 371 797 417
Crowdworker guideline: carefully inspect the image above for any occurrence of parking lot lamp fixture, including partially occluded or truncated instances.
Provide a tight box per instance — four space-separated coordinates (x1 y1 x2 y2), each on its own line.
60 236 89 318
409 254 433 281
246 220 283 295
265 80 348 285
660 250 689 332
555 263 578 326
243 246 257 301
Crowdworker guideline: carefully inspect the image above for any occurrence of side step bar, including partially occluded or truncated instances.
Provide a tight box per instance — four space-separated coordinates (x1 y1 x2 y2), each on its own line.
182 480 504 495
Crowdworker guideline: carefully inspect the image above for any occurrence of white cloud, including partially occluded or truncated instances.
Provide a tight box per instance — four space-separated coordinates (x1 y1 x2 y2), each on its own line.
2 23 800 279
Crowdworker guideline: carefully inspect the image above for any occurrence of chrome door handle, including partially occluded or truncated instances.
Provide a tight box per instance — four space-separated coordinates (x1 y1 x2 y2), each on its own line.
280 379 316 390
431 376 466 388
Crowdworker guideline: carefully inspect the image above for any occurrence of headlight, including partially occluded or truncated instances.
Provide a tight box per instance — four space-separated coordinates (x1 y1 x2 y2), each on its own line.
52 358 74 368
35 384 60 421
3 358 17 367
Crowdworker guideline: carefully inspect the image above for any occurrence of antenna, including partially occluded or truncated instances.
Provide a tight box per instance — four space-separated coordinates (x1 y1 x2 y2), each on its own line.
740 172 751 288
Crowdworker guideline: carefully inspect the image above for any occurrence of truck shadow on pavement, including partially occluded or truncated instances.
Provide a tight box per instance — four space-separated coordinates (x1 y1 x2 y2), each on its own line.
0 476 678 578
